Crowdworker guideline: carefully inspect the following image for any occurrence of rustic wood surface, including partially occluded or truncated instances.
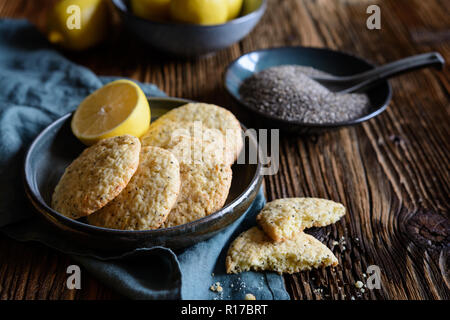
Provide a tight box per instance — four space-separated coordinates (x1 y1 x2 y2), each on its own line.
0 0 448 300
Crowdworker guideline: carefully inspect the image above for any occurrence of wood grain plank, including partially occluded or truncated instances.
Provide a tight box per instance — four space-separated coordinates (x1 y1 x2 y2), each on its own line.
0 0 448 300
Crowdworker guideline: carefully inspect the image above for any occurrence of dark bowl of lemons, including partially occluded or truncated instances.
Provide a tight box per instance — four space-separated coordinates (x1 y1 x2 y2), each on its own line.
111 0 267 57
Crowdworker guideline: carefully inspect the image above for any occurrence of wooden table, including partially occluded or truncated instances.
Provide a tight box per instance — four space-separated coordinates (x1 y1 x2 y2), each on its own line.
0 0 448 300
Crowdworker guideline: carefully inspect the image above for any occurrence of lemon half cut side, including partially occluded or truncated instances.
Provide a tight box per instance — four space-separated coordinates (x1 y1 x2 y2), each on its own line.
71 80 151 146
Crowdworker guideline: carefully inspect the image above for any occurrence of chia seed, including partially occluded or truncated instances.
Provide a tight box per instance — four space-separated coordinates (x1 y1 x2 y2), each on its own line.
239 65 370 124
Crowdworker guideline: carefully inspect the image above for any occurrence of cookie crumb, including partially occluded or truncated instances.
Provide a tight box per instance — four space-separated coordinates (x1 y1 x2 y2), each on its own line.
210 282 223 292
245 293 256 300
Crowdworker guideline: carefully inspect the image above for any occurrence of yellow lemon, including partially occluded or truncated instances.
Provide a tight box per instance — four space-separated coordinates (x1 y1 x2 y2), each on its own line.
47 0 109 51
242 0 261 15
227 0 243 20
170 0 228 25
71 80 151 146
130 0 171 21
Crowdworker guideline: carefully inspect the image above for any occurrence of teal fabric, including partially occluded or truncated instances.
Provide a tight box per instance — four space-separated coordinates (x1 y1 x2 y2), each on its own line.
0 19 290 300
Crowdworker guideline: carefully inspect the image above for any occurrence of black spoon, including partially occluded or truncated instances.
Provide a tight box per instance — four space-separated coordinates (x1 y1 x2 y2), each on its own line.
310 52 445 93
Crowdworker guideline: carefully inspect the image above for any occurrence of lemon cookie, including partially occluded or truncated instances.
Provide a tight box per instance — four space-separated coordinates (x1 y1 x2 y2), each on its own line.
87 146 181 230
257 198 346 242
161 136 233 228
51 135 141 219
226 227 338 274
163 134 227 165
142 120 233 165
141 103 243 164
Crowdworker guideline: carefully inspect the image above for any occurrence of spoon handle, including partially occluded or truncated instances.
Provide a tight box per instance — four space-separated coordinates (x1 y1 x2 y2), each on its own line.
318 52 445 93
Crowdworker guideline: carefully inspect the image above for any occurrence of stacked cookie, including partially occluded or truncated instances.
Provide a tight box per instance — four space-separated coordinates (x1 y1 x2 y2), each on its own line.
52 103 242 230
140 103 242 228
226 198 346 274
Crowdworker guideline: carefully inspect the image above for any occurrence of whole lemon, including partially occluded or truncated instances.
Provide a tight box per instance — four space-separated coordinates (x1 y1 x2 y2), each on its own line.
170 0 228 25
227 0 243 20
130 0 171 21
47 0 109 51
242 0 261 15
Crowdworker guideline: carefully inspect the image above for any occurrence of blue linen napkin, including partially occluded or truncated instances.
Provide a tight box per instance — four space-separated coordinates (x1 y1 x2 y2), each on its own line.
0 19 290 300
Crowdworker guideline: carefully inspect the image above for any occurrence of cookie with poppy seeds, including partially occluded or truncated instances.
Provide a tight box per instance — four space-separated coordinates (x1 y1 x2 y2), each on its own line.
51 135 140 219
226 227 338 274
87 146 180 230
141 103 242 165
160 135 233 228
257 198 346 242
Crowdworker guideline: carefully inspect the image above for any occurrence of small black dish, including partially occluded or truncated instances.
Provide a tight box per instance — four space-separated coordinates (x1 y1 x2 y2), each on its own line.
111 0 267 57
23 97 262 251
224 46 393 134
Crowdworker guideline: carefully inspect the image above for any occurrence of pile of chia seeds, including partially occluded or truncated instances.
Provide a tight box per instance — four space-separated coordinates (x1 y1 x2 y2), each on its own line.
239 65 370 123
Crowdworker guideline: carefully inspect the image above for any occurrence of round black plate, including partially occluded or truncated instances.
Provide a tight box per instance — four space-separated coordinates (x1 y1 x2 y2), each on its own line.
24 97 262 251
225 46 393 134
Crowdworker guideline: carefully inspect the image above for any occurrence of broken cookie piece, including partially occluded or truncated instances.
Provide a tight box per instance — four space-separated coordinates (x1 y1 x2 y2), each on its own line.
245 293 256 300
256 198 346 242
226 227 338 274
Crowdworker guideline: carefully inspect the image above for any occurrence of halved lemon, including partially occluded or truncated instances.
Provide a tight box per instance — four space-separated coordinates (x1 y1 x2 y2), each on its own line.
71 80 151 146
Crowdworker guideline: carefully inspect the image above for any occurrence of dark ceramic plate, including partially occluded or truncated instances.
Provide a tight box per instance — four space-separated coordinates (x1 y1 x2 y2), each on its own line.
111 0 267 57
224 46 393 134
24 97 262 251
